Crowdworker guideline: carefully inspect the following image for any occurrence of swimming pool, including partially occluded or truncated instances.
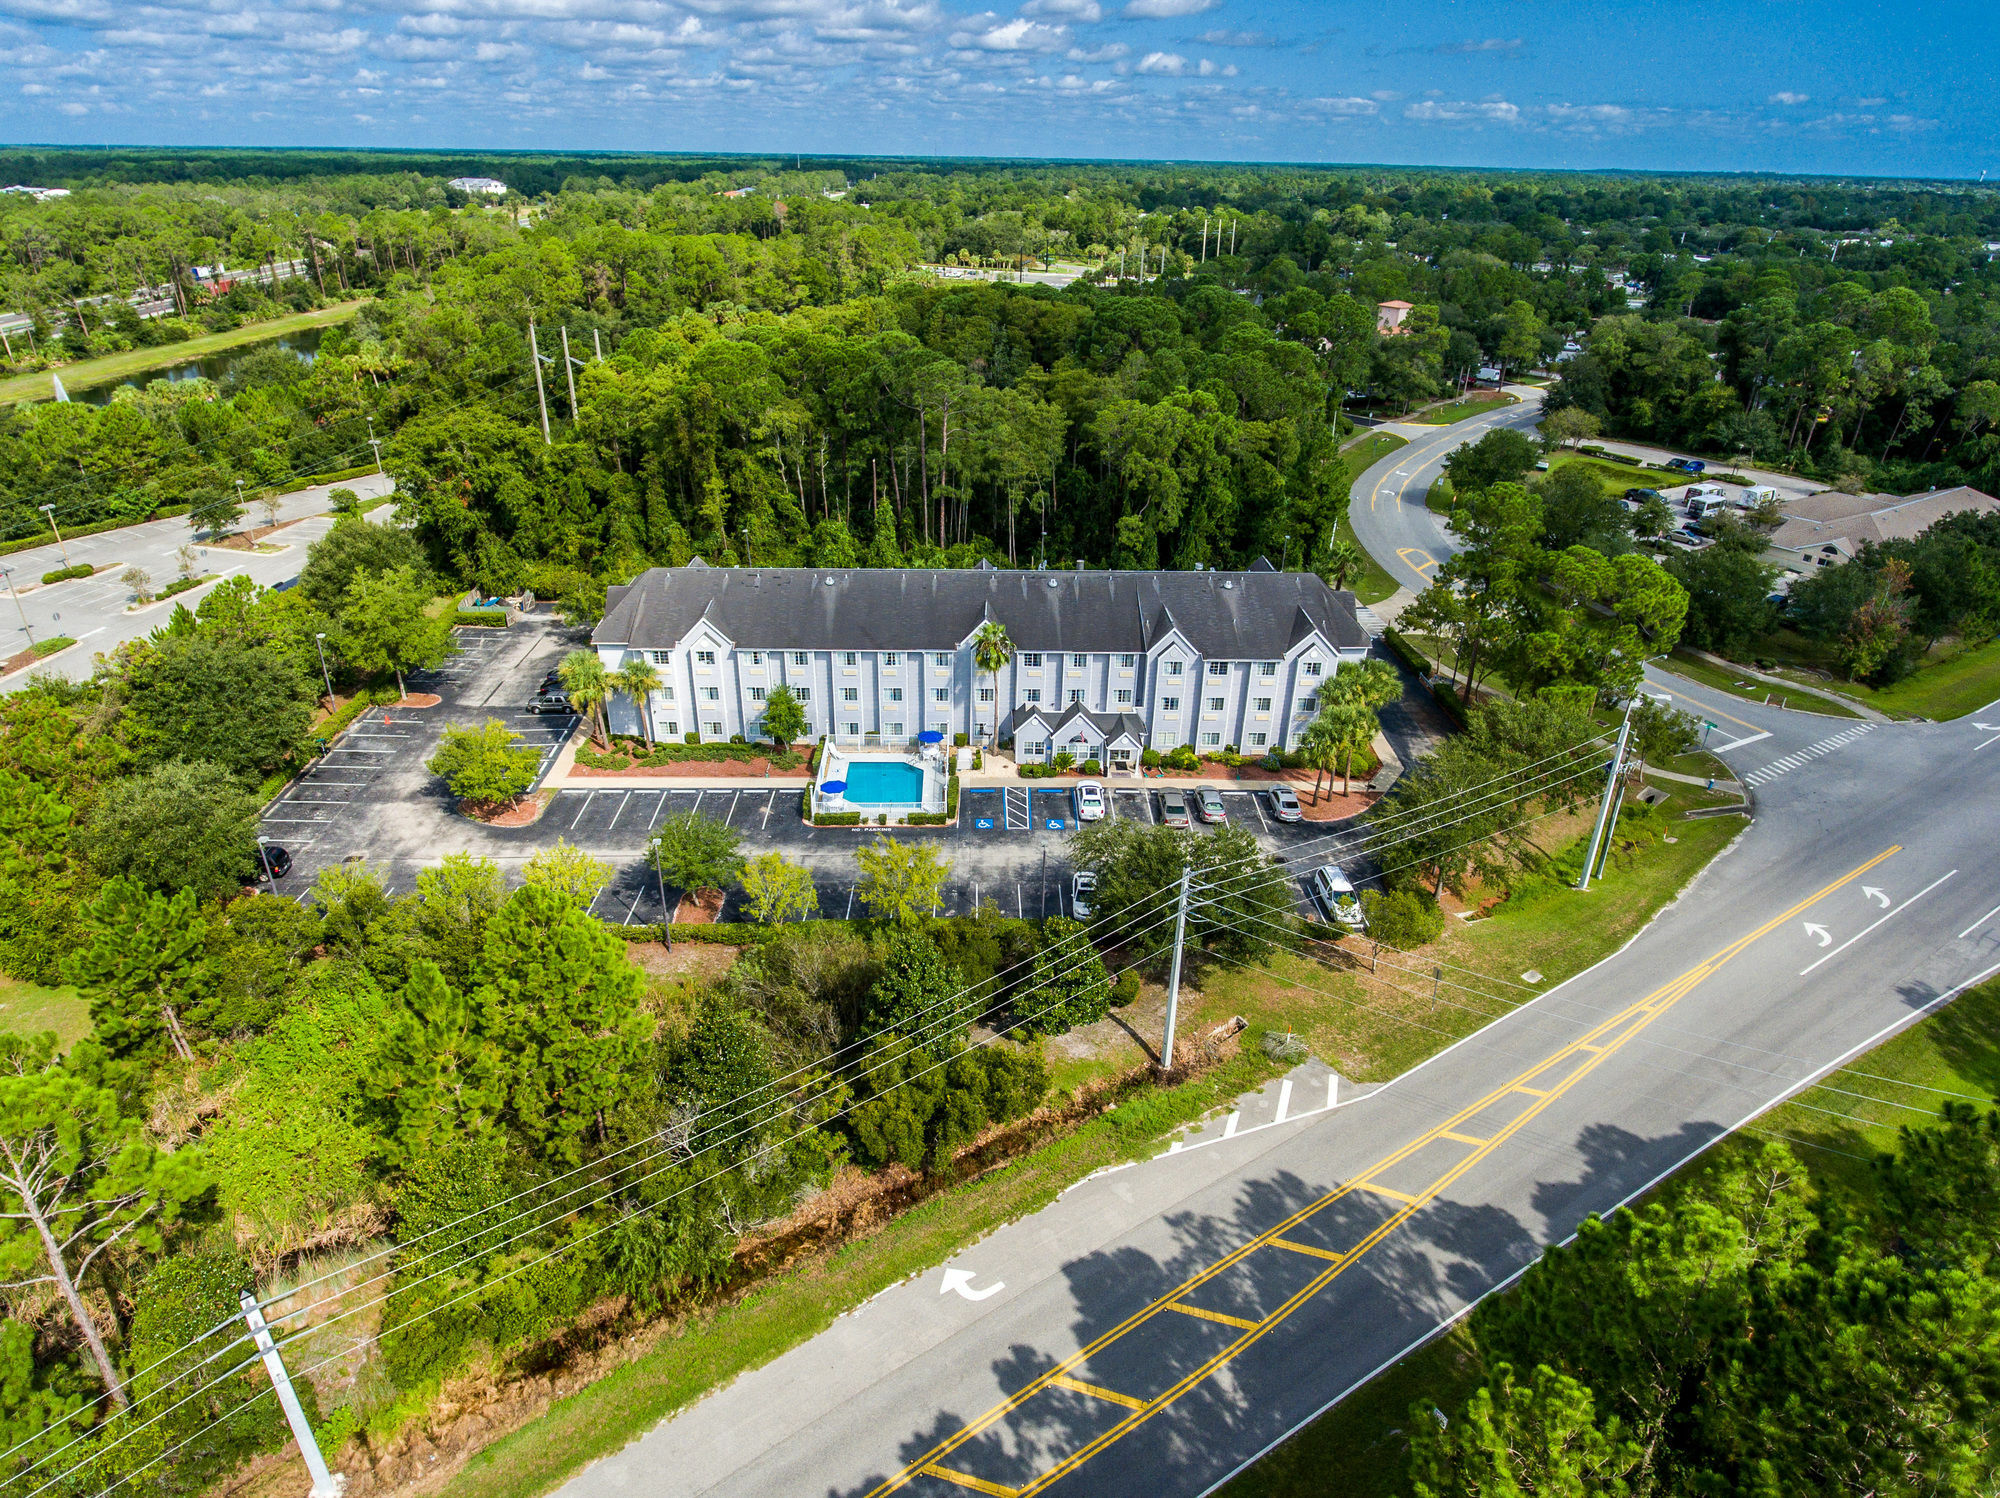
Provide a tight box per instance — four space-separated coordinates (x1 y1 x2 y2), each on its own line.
842 759 926 806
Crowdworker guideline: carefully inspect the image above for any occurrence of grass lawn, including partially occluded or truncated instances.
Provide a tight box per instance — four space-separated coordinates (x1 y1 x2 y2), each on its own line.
0 974 90 1048
1410 394 1517 425
1341 431 1410 483
1544 451 1664 491
1699 627 2000 723
1656 650 1862 719
0 301 368 405
1424 475 1455 515
1335 515 1402 605
1337 433 1411 605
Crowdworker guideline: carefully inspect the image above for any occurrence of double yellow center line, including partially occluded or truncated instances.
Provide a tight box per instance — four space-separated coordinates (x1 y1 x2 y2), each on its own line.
877 845 1901 1496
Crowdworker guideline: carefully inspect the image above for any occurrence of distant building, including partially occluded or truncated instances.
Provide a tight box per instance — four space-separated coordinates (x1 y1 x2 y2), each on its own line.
1 186 70 201
447 177 508 196
1375 300 1413 335
720 186 756 199
1764 486 2000 573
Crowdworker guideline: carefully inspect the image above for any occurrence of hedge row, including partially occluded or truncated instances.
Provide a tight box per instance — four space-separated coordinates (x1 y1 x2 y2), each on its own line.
1382 627 1469 730
600 922 762 945
40 563 94 585
0 502 190 557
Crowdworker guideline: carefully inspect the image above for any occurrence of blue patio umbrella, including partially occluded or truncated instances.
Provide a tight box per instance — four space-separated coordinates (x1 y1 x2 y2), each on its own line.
819 780 848 796
917 730 944 744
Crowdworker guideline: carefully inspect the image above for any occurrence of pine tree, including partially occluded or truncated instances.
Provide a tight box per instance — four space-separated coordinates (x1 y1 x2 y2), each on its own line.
363 961 506 1164
62 878 211 1061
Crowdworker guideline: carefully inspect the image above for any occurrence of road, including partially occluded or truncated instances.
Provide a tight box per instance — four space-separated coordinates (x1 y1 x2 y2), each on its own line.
1346 389 1548 604
540 668 2000 1494
0 471 396 685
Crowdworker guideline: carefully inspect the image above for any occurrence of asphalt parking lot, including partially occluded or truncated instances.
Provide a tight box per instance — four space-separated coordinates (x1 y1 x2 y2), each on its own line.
258 614 1364 924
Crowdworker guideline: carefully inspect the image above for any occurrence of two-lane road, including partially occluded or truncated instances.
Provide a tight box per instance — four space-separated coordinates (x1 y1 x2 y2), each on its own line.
556 696 2000 1498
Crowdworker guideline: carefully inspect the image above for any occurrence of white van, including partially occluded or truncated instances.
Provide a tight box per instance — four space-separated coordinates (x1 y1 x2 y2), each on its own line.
1306 865 1367 928
1740 485 1779 508
1684 485 1730 520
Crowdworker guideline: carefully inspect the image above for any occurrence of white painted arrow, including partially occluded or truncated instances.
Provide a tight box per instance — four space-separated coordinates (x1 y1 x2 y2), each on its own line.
1862 886 1890 908
1803 923 1833 947
940 1268 1004 1302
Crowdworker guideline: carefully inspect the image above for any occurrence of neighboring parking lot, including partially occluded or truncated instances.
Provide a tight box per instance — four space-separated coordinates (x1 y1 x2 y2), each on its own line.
259 617 1369 923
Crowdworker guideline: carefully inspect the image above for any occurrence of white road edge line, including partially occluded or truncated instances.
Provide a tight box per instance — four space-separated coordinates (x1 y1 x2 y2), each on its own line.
1710 731 1771 753
1799 870 1957 975
1958 902 2000 942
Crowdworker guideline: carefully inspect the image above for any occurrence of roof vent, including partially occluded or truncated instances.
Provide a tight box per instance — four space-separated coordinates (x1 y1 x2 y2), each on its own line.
825 576 839 585
1221 579 1235 589
1047 577 1060 588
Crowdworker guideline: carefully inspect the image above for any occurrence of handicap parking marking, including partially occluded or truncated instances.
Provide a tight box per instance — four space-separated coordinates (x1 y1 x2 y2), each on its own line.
1045 818 1067 831
976 818 995 829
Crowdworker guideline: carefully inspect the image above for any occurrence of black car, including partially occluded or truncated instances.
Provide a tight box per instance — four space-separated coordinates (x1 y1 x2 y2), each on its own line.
527 692 573 715
1625 487 1663 503
253 845 294 882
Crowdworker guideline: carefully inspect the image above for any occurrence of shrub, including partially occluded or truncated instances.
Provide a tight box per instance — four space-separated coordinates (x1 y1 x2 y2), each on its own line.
1361 889 1445 948
946 773 960 818
1260 752 1283 771
953 732 970 747
1053 750 1075 771
814 811 862 826
41 563 93 585
1081 758 1101 776
1141 748 1162 769
1166 745 1200 772
731 733 747 745
430 719 540 804
905 812 948 826
1111 970 1141 1008
684 732 700 745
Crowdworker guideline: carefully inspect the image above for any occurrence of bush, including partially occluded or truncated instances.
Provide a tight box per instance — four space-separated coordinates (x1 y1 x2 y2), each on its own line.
946 773 961 819
1111 970 1141 1008
953 732 970 747
1260 752 1283 771
905 812 948 826
731 733 747 744
684 732 700 745
814 811 862 826
1361 889 1445 948
40 563 93 585
455 607 507 627
1166 745 1200 772
1141 747 1161 769
1081 758 1101 776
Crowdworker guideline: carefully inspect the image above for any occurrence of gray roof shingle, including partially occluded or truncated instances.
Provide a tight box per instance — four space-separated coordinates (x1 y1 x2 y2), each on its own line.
595 566 1366 657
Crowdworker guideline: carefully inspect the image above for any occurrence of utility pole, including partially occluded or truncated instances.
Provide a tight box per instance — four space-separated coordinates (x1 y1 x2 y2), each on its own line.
239 1294 342 1498
37 504 68 567
528 321 551 445
1576 704 1633 893
366 416 383 476
313 631 334 707
560 326 580 420
1201 215 1208 262
1159 867 1192 1077
592 328 603 362
1 567 32 647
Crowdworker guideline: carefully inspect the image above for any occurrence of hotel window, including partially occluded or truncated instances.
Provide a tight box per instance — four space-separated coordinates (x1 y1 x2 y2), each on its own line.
842 651 858 666
1258 661 1277 677
1025 689 1041 704
749 652 764 666
1201 732 1221 747
1254 697 1272 712
841 687 858 703
846 721 860 736
792 651 809 666
659 686 675 701
1118 653 1137 667
1021 653 1042 668
1021 740 1042 757
933 688 949 703
1068 690 1083 704
933 652 951 665
696 650 716 666
1208 661 1228 677
1249 732 1268 747
750 687 767 702
1070 653 1087 667
664 721 680 737
886 687 903 703
1116 690 1133 706
706 720 723 737
702 686 720 703
1206 696 1224 712
794 688 811 703
1166 660 1183 677
1304 660 1323 677
888 722 903 737
648 650 671 665
978 687 994 703
1161 696 1180 713
1298 695 1316 713
883 652 899 666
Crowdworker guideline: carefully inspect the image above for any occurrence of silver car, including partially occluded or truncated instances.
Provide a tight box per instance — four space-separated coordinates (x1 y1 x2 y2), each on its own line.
1270 786 1303 823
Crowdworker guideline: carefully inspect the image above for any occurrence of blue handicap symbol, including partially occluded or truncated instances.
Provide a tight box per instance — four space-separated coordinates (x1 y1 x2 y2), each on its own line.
1046 818 1066 831
975 817 994 829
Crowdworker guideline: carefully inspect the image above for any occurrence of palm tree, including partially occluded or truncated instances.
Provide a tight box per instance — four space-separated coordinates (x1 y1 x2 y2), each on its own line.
613 657 663 748
1298 717 1341 804
1323 538 1367 592
558 648 610 748
971 621 1013 745
1323 661 1402 794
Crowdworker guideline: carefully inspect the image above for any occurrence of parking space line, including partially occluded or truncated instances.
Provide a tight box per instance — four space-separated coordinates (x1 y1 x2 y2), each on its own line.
761 791 775 829
568 792 593 829
727 790 741 824
607 792 633 829
1250 792 1271 834
647 791 670 829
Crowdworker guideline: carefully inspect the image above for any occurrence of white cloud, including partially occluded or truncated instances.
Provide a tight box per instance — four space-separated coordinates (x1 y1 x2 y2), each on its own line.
1133 48 1183 73
1432 37 1520 54
1768 90 1808 105
1120 0 1214 17
1195 28 1270 46
1065 39 1124 60
950 15 1066 50
1020 0 1099 19
1310 94 1379 116
1404 97 1520 123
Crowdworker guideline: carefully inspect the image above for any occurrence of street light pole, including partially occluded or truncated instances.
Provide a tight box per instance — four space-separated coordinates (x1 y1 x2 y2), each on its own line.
37 504 69 568
0 567 33 648
313 631 334 706
1159 866 1192 1077
366 415 383 476
256 834 276 883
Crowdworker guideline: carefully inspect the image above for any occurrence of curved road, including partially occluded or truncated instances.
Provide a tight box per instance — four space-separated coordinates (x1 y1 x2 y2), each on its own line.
1346 388 1548 602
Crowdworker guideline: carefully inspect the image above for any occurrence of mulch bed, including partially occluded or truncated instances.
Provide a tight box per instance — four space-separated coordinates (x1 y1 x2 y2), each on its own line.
672 889 726 924
572 756 807 780
461 791 553 827
396 693 442 708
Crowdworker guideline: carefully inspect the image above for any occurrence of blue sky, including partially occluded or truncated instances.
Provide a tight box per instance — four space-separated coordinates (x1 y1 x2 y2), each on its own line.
0 0 1990 178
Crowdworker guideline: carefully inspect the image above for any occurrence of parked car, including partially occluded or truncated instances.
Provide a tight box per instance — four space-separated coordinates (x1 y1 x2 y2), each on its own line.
1160 789 1191 827
1270 785 1303 823
1306 864 1366 928
1624 487 1664 503
540 669 565 691
1664 457 1706 474
1196 787 1227 824
1072 870 1096 919
252 845 294 882
1074 781 1105 822
527 691 573 715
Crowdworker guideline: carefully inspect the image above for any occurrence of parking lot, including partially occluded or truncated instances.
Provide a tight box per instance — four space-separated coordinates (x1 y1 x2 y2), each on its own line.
258 614 1368 924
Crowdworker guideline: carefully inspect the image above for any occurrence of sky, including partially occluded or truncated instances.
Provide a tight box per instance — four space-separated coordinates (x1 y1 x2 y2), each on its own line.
0 0 1993 178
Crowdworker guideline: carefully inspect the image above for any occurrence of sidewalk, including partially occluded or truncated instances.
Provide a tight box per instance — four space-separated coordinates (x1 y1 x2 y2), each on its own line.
1672 649 1887 722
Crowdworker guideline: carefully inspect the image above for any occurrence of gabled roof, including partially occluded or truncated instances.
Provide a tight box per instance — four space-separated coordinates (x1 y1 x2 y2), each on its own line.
1767 486 2000 556
596 566 1368 657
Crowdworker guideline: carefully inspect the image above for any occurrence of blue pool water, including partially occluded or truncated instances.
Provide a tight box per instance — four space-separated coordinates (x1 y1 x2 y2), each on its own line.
842 760 926 805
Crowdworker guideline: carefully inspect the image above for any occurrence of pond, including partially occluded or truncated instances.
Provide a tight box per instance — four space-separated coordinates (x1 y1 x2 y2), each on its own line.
75 325 326 405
